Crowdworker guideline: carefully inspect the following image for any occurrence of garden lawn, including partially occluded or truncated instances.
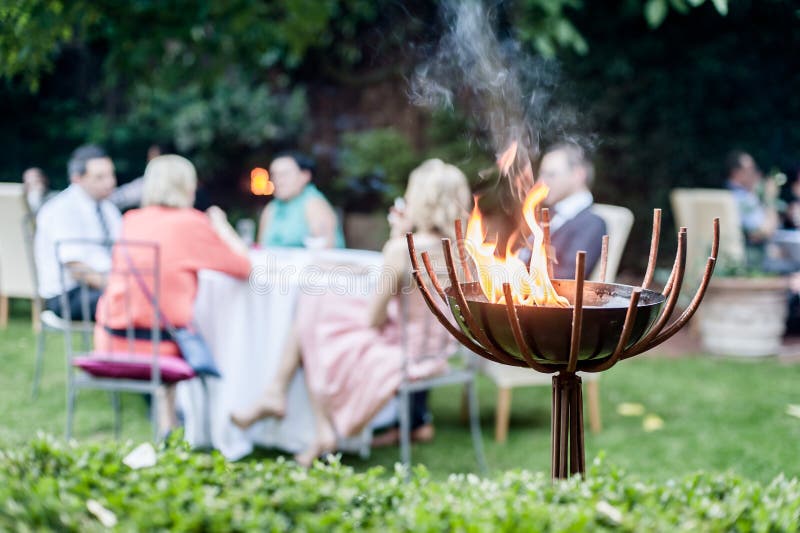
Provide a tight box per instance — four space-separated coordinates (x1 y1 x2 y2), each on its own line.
2 306 800 483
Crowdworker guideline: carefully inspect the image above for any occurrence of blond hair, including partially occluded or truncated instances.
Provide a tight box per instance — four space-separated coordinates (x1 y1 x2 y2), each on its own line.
141 155 197 208
405 159 471 238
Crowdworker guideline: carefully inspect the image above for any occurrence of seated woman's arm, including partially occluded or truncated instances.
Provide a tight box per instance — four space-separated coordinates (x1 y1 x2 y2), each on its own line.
305 196 339 248
207 206 249 257
188 209 251 279
258 203 275 245
366 237 407 328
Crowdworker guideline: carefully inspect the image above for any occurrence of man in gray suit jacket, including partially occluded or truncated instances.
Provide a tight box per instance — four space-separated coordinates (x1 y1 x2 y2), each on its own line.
519 142 606 278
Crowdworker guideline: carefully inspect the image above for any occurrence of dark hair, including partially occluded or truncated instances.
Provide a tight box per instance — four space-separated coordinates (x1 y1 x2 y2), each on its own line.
272 151 316 176
724 150 749 179
149 142 175 156
785 163 800 186
780 162 800 203
543 141 595 186
67 144 108 178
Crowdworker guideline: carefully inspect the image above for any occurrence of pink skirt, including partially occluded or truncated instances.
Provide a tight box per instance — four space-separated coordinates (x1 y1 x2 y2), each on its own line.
296 292 447 437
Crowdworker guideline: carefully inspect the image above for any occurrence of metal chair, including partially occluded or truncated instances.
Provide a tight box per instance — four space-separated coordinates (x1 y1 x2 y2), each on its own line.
57 239 194 441
397 257 487 474
22 213 94 399
331 250 486 472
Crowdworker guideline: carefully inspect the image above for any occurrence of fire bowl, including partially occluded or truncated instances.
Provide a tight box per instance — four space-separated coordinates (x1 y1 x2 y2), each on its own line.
446 280 666 364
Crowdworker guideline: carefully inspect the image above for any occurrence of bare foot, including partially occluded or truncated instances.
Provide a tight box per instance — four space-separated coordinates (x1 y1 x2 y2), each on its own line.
370 428 400 448
411 423 435 443
294 429 337 468
230 390 286 430
370 423 435 448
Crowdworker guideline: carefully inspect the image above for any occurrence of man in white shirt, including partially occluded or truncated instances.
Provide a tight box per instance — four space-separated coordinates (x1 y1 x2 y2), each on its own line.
519 142 606 278
35 145 121 320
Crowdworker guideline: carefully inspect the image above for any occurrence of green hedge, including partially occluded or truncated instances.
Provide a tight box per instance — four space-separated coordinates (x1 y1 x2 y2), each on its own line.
2 435 800 531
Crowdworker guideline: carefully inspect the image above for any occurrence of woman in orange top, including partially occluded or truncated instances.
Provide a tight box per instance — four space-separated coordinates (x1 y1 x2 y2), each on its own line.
94 154 251 433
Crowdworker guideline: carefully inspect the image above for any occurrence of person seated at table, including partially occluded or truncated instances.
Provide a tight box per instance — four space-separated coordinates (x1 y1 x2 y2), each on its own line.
258 152 345 248
22 167 56 214
780 163 800 230
34 144 121 320
725 151 779 247
232 158 470 466
94 154 251 433
518 142 606 278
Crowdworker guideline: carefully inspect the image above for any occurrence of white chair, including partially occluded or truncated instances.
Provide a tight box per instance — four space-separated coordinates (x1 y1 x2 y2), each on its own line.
588 204 635 281
483 203 634 442
0 183 38 328
670 188 745 285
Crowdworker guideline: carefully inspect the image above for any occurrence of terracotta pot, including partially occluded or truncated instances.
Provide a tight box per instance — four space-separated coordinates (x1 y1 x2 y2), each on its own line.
698 276 790 357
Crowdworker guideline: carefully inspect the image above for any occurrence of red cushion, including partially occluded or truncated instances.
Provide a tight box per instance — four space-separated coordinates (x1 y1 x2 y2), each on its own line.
73 352 196 384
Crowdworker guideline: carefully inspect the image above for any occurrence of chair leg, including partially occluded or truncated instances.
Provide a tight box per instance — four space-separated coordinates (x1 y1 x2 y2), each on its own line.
0 295 8 329
110 392 122 439
495 387 512 443
32 298 42 333
32 326 46 399
151 388 161 442
66 387 76 440
460 384 469 424
80 329 91 352
398 388 412 472
586 379 602 434
359 426 372 460
200 377 212 446
467 380 488 475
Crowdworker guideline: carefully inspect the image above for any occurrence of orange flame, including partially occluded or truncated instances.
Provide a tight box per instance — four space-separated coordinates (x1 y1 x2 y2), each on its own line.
464 145 569 307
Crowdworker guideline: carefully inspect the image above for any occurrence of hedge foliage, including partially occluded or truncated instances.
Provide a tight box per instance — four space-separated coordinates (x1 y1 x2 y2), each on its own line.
2 435 800 531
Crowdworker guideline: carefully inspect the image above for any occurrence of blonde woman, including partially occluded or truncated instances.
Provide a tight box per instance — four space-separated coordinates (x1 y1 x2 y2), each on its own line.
93 155 251 433
232 159 471 466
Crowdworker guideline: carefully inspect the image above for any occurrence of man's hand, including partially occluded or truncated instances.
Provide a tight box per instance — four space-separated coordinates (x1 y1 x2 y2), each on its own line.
67 262 107 289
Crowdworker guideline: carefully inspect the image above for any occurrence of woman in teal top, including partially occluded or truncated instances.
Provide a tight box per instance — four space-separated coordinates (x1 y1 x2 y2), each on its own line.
259 153 345 248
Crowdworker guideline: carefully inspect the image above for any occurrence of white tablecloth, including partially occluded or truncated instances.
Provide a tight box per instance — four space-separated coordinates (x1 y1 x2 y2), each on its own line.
176 247 384 460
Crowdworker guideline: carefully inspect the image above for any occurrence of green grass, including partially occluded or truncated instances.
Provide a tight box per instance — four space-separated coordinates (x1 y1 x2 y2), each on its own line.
2 300 800 483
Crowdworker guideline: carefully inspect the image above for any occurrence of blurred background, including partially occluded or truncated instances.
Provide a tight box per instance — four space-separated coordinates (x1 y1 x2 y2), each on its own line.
1 0 798 271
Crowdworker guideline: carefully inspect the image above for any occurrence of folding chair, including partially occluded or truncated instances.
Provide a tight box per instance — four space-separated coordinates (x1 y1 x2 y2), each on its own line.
396 267 487 473
57 239 195 441
23 213 93 399
327 254 486 472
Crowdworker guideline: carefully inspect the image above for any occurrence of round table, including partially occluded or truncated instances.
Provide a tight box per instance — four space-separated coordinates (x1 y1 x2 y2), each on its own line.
177 247 384 460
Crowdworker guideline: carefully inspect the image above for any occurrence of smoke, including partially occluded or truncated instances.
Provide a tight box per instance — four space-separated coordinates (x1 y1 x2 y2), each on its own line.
411 0 585 197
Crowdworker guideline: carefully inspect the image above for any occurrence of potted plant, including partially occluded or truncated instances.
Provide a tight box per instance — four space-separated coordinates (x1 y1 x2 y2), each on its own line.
698 252 790 357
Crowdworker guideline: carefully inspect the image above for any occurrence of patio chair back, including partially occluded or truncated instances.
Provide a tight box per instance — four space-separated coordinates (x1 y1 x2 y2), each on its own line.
589 203 634 282
0 183 37 299
670 188 745 284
